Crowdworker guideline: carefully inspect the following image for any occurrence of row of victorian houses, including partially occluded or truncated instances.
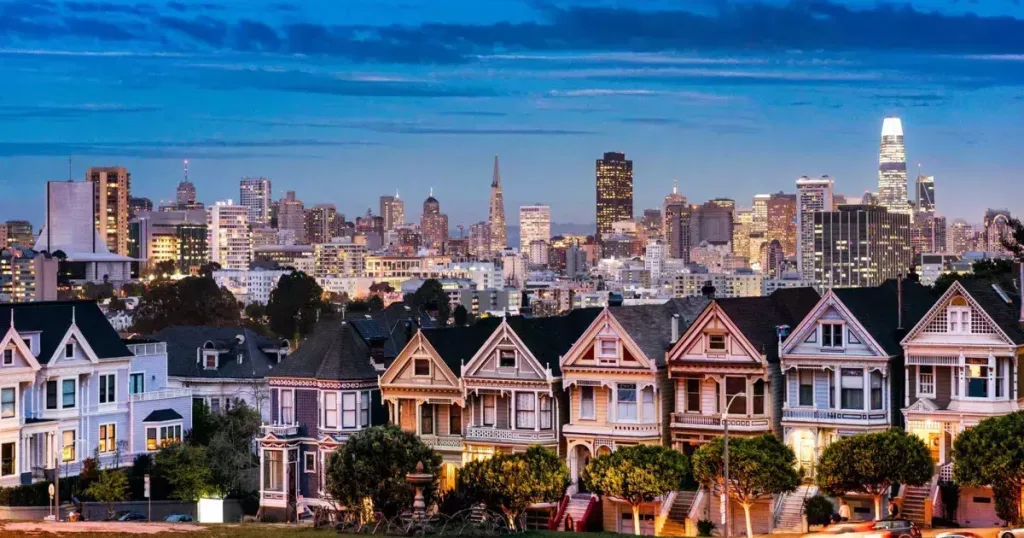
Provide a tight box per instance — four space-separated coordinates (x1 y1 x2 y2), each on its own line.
249 279 1022 533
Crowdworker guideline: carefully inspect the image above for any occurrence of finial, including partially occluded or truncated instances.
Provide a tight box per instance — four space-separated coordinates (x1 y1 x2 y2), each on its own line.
396 188 400 199
71 305 76 325
429 187 433 197
184 159 189 181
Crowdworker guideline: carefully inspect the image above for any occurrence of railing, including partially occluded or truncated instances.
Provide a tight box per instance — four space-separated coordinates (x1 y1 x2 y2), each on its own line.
578 494 599 532
938 462 954 482
420 435 463 449
782 408 888 422
612 422 660 433
657 490 678 535
549 494 570 531
671 413 771 429
465 427 557 442
262 424 298 436
687 488 706 523
129 388 191 403
126 342 167 357
771 490 788 529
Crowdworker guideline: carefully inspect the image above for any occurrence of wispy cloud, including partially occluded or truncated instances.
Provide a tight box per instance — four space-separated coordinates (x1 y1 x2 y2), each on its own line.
0 103 163 119
547 88 733 101
618 116 761 134
438 110 509 117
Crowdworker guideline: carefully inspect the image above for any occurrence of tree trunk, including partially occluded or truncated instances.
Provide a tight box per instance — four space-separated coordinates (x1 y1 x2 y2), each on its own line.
633 504 642 535
742 502 754 538
874 494 882 520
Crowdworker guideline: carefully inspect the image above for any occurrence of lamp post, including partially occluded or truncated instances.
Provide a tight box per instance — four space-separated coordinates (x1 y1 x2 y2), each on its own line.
722 391 747 538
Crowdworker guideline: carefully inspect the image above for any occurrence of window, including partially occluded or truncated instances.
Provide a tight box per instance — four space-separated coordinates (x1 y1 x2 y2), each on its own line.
821 323 844 348
204 352 217 370
155 424 182 448
918 366 935 396
280 390 294 424
450 405 463 435
539 396 552 430
99 374 115 404
264 450 284 492
641 387 655 422
499 349 516 368
948 299 971 334
685 379 701 413
324 392 338 428
0 388 14 419
616 384 637 421
46 380 57 410
98 424 115 453
580 386 595 419
870 371 883 410
483 394 496 425
967 363 989 398
0 443 13 477
360 391 370 426
2 349 11 365
147 428 157 450
341 392 357 428
62 379 75 409
725 377 746 415
708 334 726 351
129 373 144 395
516 393 535 429
62 430 76 462
841 369 864 410
413 359 430 376
599 340 617 357
829 372 836 408
753 379 765 415
304 452 316 473
65 343 74 359
210 398 220 414
421 404 434 435
996 359 1006 398
798 370 814 406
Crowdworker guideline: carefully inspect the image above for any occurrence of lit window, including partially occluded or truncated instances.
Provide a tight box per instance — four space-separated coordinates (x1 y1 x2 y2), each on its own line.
62 430 76 462
98 424 115 453
967 363 988 398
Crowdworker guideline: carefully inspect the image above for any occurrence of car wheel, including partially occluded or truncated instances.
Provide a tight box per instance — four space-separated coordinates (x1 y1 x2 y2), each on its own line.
898 533 913 538
1002 533 1014 538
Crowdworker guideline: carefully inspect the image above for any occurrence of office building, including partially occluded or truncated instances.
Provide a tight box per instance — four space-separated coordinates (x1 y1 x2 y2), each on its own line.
733 209 753 262
911 215 948 255
796 176 834 279
640 208 662 241
177 164 197 208
752 194 770 234
5 220 34 248
519 204 551 253
207 200 251 271
129 197 152 219
420 194 449 250
176 222 209 274
253 244 314 271
278 191 306 244
489 156 508 253
0 247 58 302
380 193 405 231
313 238 367 278
916 174 935 215
983 209 1012 255
240 177 272 226
664 202 692 262
86 166 131 256
948 219 974 256
644 240 666 284
691 200 734 246
878 117 911 216
813 205 912 288
129 209 208 272
596 151 633 240
663 181 686 238
673 271 763 299
766 192 797 258
305 204 338 245
468 221 491 259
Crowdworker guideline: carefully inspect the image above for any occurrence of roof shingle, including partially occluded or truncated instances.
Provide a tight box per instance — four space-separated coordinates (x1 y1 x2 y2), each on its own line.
0 301 131 363
715 288 820 363
609 298 711 366
153 326 283 380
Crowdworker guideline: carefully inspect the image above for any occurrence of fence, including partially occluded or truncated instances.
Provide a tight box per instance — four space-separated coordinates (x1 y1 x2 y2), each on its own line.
81 499 245 522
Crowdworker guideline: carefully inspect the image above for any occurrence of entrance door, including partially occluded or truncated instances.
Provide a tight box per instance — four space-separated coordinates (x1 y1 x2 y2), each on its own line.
927 433 941 463
798 437 816 476
573 445 592 493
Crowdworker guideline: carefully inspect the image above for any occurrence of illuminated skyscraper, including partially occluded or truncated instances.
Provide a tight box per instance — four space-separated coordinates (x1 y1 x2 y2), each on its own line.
207 200 251 271
421 193 449 250
380 193 405 231
814 205 911 289
488 156 508 253
86 166 131 256
948 219 974 255
984 209 1012 255
596 152 633 240
916 174 935 215
662 181 686 238
878 117 911 216
519 205 551 253
751 194 770 234
278 191 306 244
766 192 797 258
664 202 692 262
239 177 272 226
796 176 834 279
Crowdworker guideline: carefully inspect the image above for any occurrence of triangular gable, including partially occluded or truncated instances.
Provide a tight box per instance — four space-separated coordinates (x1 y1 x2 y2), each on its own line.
559 308 656 371
380 331 460 388
902 280 1013 346
666 302 763 365
0 325 41 370
781 290 888 358
463 319 548 378
47 324 101 365
905 398 939 412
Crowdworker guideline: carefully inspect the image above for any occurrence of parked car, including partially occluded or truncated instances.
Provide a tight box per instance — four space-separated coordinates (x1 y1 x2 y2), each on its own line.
106 511 147 521
809 519 920 538
997 530 1024 538
165 514 194 523
937 532 982 538
868 519 922 538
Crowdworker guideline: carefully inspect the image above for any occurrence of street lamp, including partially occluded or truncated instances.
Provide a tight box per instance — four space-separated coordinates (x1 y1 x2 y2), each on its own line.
722 391 747 538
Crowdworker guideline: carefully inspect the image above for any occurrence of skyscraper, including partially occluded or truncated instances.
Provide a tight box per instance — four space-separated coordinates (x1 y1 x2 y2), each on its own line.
240 177 272 226
766 192 797 258
916 174 935 215
488 156 508 253
86 166 131 256
305 204 338 244
468 221 491 259
948 219 974 255
596 152 633 240
751 194 770 234
813 205 912 289
278 191 306 244
664 202 692 262
984 209 1012 255
421 194 449 250
690 200 734 246
519 205 551 253
207 200 251 271
5 220 34 249
732 209 753 262
878 117 911 216
380 193 405 231
662 181 686 238
176 159 197 208
796 175 834 279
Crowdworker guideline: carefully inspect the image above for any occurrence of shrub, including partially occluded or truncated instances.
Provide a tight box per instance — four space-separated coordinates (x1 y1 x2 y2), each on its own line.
0 476 81 507
435 488 476 516
939 481 960 523
697 519 717 536
804 495 835 526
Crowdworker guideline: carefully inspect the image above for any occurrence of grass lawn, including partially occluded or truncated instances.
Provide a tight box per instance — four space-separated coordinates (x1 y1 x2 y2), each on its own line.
0 524 626 538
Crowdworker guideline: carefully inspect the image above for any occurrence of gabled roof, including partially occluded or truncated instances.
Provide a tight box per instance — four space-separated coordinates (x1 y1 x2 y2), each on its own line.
609 298 709 366
143 409 183 422
715 288 820 363
833 279 937 355
0 300 131 363
422 317 503 377
269 320 380 381
344 302 436 359
958 279 1024 345
153 326 282 380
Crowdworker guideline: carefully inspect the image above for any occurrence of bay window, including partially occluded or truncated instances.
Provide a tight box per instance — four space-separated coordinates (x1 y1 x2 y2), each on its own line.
967 362 988 398
725 377 746 415
264 450 284 492
753 379 765 415
641 387 655 422
616 384 637 421
841 369 864 410
580 387 595 419
324 392 338 428
516 393 535 429
917 366 935 396
0 388 14 419
341 392 357 428
146 424 183 449
539 396 552 430
360 391 370 426
870 371 883 410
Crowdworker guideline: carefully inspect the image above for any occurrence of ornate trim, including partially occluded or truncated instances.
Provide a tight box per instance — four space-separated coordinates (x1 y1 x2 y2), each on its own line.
269 377 377 389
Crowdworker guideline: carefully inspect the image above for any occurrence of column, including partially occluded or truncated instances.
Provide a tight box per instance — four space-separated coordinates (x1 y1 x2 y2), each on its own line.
534 392 540 432
862 369 870 412
1014 357 1019 401
415 401 422 435
746 378 753 416
259 448 265 495
833 369 842 411
510 391 517 430
904 366 910 407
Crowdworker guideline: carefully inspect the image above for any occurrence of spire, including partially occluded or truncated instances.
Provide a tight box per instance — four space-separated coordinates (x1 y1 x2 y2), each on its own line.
184 159 189 182
673 179 678 195
395 188 400 199
429 186 433 197
491 154 501 188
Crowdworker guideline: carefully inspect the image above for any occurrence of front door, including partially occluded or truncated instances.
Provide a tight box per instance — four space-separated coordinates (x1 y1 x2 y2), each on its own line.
798 437 816 476
927 433 941 463
573 445 592 493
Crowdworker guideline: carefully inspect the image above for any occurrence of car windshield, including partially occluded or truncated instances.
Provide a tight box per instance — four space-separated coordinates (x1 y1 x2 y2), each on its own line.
874 520 910 530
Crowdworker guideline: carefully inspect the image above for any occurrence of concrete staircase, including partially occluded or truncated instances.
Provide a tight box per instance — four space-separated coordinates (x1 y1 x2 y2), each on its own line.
902 484 930 526
773 485 817 533
660 490 699 536
557 494 593 531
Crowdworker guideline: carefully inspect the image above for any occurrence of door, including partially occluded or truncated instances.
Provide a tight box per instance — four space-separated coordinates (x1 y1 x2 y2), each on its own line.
927 433 941 463
798 437 816 477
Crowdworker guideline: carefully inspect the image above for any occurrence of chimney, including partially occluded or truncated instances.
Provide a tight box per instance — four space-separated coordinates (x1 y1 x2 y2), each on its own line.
897 275 904 330
671 314 680 344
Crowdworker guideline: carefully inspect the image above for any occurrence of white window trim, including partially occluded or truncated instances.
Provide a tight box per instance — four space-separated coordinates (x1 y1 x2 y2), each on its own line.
64 341 75 359
497 348 517 369
412 358 432 377
304 452 316 473
145 421 183 452
948 306 972 334
706 333 727 352
615 383 639 423
129 371 145 395
279 389 295 425
203 351 219 370
98 422 116 453
98 372 117 405
916 366 936 398
597 338 619 361
0 386 16 421
2 347 13 366
341 391 358 429
797 369 815 407
58 376 78 410
819 322 846 349
324 391 339 429
579 386 596 420
0 440 16 477
61 428 78 463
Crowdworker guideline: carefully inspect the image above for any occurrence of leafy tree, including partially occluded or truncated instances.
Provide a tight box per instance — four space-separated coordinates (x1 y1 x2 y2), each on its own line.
154 443 217 501
85 469 130 518
693 434 801 538
83 280 115 300
409 279 451 326
325 425 441 518
78 456 101 497
198 261 222 277
152 260 178 279
367 295 384 312
459 446 569 530
816 430 932 519
205 402 262 496
581 444 689 535
453 304 468 326
188 399 215 446
266 272 325 339
120 281 146 298
953 412 1024 524
132 277 241 334
107 296 128 312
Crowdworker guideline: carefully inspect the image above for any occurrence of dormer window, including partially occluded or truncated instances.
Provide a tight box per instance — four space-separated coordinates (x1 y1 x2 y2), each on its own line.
413 359 430 377
708 334 726 351
204 352 218 370
2 349 12 366
498 349 516 368
598 339 617 359
948 297 971 334
821 323 844 348
65 342 74 359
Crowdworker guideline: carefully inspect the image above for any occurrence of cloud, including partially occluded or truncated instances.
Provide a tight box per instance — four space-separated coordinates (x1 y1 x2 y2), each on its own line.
617 116 761 134
364 126 594 135
548 88 733 101
63 2 153 15
438 110 509 117
0 142 324 159
0 104 163 119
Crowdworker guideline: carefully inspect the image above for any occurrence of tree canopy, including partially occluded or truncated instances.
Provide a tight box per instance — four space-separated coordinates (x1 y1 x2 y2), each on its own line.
453 304 469 326
953 412 1024 524
132 276 241 334
154 443 217 501
266 271 325 339
934 258 1015 295
816 430 932 518
458 446 569 530
406 279 451 326
581 444 690 535
85 469 130 518
692 434 801 538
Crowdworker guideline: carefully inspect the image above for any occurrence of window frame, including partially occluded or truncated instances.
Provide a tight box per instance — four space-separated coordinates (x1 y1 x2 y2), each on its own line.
498 349 516 369
2 349 12 366
413 358 431 377
597 339 618 360
263 449 284 492
46 380 57 410
421 403 434 435
98 423 116 453
684 378 701 414
0 442 14 477
64 342 74 359
798 369 814 407
129 372 145 395
304 452 316 474
616 383 638 422
580 386 596 420
99 373 116 404
515 393 535 430
324 392 338 429
820 322 845 349
539 396 552 430
279 389 294 425
917 365 936 397
707 334 727 352
0 388 15 419
947 305 972 334
966 363 989 399
449 404 463 435
61 378 76 409
61 429 76 462
725 377 747 416
840 368 865 410
203 351 218 370
641 386 655 423
482 394 496 426
146 422 183 450
341 392 357 429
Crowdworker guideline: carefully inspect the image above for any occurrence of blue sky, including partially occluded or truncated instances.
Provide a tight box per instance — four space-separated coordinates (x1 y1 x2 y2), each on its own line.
2 0 1024 227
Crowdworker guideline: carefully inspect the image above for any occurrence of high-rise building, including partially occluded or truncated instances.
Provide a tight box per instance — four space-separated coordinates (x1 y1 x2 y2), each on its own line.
129 197 152 219
732 209 753 263
983 209 1012 255
420 194 449 250
176 222 208 273
0 247 57 302
313 238 367 278
640 208 662 241
380 193 405 231
469 221 491 259
278 191 306 244
596 152 633 240
86 166 131 256
5 220 34 248
176 159 198 209
207 200 251 271
519 205 551 253
690 200 734 246
305 204 338 244
948 219 974 256
662 181 686 238
489 156 508 253
751 194 770 235
664 202 692 262
129 209 207 271
878 117 911 216
796 175 834 279
239 177 272 226
911 215 947 255
813 205 912 289
916 174 935 215
766 192 797 258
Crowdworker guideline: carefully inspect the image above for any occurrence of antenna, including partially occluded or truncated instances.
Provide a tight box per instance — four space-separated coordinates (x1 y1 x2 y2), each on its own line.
673 179 678 195
184 159 189 182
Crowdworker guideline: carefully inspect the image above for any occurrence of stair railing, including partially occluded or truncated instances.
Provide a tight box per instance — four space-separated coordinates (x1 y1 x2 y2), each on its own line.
549 494 570 531
578 494 599 532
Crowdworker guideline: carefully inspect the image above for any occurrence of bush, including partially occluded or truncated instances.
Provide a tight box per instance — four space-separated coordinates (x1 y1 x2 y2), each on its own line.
805 495 835 526
697 519 717 536
0 476 81 506
435 488 476 516
939 481 960 523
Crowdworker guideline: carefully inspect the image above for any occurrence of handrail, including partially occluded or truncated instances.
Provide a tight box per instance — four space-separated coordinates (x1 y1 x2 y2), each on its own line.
772 490 788 528
659 490 679 530
687 488 706 522
578 494 598 532
549 494 570 531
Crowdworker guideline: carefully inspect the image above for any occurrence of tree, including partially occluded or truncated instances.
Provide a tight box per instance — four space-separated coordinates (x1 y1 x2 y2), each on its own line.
409 279 451 326
107 296 128 313
266 272 325 339
953 412 1024 524
79 456 101 497
85 469 129 518
132 277 241 334
154 443 217 501
453 304 468 326
325 425 441 518
205 402 262 496
816 430 932 519
693 434 801 538
581 444 689 535
152 260 178 279
369 281 394 295
120 281 146 298
459 446 569 530
198 261 222 277
366 295 385 313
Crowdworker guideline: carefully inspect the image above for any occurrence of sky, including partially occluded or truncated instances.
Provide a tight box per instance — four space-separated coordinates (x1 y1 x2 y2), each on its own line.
3 0 1024 228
